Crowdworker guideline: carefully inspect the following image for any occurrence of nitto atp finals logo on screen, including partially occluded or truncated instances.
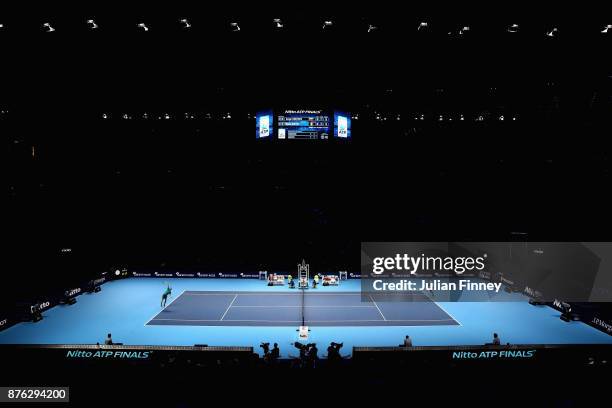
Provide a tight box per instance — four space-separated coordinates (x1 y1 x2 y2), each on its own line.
334 111 351 138
255 110 273 139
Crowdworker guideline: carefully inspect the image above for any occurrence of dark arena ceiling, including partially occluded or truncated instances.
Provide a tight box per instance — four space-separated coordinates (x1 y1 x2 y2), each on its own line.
3 8 612 299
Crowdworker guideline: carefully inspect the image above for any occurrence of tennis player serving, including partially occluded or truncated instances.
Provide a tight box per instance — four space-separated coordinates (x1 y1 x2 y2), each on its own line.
161 282 172 307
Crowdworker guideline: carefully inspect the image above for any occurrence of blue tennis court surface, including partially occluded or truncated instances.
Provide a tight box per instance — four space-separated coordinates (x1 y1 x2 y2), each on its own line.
2 278 611 358
147 291 459 327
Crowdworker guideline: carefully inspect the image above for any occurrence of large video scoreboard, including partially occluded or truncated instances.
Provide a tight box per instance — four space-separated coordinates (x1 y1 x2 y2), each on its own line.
278 110 330 140
256 109 351 140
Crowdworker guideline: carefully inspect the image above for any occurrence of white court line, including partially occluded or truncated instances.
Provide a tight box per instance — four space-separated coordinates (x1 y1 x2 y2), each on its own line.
220 294 238 321
144 289 186 326
150 318 457 323
368 294 387 321
419 290 463 327
183 293 247 296
229 305 376 308
183 292 364 296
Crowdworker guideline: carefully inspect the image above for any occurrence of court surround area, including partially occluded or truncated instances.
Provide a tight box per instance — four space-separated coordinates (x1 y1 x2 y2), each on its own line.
1 278 610 358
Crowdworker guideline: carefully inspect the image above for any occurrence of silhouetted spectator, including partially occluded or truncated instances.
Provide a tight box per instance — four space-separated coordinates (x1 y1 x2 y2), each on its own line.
270 343 280 360
403 335 413 347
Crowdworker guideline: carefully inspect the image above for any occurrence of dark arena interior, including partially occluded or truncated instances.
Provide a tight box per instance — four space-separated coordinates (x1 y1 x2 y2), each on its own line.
2 5 612 407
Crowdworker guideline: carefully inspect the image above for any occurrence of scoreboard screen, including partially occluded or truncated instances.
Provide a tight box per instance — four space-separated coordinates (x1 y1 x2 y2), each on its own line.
255 109 351 140
277 110 330 140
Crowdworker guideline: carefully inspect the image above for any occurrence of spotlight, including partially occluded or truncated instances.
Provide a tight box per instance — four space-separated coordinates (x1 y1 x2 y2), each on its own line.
86 277 104 293
115 269 121 276
43 23 55 33
230 22 240 32
602 24 612 33
180 18 191 28
529 297 546 306
137 23 149 32
417 21 428 31
559 301 580 322
62 288 80 305
29 303 44 322
0 23 4 29
546 28 558 37
87 19 98 29
507 23 519 33
65 297 77 305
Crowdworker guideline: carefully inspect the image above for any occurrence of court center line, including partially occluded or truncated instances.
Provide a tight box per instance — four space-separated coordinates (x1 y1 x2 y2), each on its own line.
220 294 238 321
369 294 387 321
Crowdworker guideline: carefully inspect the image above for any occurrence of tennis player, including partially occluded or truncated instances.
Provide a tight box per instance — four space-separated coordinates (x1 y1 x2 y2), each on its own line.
161 283 172 307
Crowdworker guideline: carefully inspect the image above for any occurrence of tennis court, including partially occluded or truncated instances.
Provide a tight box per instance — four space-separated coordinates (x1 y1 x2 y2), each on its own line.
146 290 460 327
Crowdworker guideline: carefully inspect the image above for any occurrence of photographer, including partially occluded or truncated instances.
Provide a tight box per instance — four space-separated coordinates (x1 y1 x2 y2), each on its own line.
327 342 344 363
293 341 308 366
307 343 318 367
